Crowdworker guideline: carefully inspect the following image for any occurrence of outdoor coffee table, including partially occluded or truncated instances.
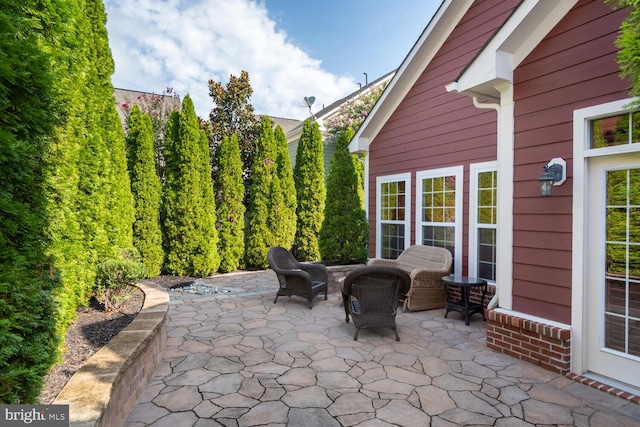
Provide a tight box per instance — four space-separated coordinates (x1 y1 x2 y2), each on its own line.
442 275 487 325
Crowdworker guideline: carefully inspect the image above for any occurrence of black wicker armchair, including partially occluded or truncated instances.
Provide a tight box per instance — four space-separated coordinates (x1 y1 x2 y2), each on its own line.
341 265 411 341
267 246 328 309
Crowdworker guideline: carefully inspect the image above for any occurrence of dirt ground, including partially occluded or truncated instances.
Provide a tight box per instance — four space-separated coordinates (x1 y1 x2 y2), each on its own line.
38 275 195 404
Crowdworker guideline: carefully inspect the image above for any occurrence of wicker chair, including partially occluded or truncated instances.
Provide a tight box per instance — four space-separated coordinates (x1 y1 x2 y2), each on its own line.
341 265 411 341
368 245 452 311
267 246 328 309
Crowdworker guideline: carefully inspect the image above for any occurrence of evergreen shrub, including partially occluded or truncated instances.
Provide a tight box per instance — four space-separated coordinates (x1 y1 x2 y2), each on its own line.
319 128 369 264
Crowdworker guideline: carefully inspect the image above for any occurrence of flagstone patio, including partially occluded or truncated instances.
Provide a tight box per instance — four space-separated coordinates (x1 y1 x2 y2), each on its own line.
124 270 640 426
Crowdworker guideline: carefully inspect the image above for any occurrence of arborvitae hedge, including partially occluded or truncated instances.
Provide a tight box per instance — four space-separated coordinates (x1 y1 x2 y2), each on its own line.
245 116 278 268
0 0 135 402
215 135 246 273
162 95 219 276
273 125 297 249
319 128 369 264
293 120 326 261
0 0 62 403
126 105 164 277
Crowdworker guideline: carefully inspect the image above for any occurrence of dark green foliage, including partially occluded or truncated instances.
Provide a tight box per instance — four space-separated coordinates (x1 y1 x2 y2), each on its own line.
215 135 246 273
0 0 62 403
273 125 297 249
320 128 369 264
162 96 220 276
207 71 260 199
245 116 279 268
293 120 326 261
126 105 163 277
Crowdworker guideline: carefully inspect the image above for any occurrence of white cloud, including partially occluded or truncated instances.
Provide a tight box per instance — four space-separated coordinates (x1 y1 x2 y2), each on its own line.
104 0 357 119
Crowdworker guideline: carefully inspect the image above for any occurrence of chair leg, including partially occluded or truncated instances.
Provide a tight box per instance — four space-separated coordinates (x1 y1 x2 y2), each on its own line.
353 328 359 340
274 295 278 304
394 328 400 341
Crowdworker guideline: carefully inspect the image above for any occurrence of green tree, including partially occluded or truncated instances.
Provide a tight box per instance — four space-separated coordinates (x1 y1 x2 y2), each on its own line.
215 134 246 273
207 71 260 198
319 128 369 264
162 95 220 276
245 116 279 268
0 0 62 403
126 105 164 277
273 125 297 249
608 0 640 108
74 0 134 268
293 120 326 261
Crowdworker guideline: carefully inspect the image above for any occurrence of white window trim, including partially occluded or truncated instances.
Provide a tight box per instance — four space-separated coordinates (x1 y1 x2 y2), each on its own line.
469 161 498 283
376 172 411 259
571 97 638 375
415 166 463 275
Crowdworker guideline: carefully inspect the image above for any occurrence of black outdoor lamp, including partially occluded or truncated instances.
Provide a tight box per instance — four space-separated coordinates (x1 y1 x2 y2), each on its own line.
538 158 566 197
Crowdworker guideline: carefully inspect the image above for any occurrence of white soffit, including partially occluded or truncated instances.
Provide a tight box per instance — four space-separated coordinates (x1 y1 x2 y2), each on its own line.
449 0 579 100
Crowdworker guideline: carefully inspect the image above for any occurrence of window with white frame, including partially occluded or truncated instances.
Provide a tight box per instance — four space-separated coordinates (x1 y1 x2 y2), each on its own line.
376 173 411 259
469 162 497 283
416 167 463 274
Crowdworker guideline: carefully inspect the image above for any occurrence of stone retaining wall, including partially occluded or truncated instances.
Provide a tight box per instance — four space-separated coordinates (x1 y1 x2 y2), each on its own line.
326 264 365 293
53 281 169 427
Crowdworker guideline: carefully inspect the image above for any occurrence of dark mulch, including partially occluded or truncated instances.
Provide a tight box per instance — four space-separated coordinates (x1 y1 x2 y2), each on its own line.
38 275 195 404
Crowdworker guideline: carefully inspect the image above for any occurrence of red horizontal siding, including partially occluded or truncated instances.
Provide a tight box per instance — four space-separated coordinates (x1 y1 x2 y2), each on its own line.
368 0 520 259
512 0 629 321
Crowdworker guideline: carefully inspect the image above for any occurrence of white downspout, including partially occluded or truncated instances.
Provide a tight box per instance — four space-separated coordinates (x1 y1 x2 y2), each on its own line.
472 96 501 310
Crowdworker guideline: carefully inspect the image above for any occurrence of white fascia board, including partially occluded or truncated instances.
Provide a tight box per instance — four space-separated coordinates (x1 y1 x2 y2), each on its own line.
451 0 579 99
348 136 370 154
351 0 474 153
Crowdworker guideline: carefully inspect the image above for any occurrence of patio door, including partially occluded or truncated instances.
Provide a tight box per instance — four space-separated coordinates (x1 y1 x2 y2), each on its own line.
586 154 640 389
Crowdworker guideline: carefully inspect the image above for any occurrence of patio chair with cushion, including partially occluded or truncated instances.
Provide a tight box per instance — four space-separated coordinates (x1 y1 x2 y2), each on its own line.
368 245 452 311
341 265 411 341
267 246 328 309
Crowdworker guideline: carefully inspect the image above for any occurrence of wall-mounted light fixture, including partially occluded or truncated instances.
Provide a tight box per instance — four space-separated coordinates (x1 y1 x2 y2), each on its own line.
538 157 566 197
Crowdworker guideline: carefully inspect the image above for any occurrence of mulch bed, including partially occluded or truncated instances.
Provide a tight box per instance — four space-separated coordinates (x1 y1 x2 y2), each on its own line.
38 275 195 404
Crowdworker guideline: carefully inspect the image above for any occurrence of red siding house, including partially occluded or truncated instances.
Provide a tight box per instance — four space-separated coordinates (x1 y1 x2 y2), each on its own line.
350 0 640 397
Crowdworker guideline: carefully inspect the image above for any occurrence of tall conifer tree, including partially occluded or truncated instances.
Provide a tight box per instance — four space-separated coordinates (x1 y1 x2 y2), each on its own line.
126 105 163 276
215 135 246 273
0 0 63 402
162 96 219 276
319 128 369 263
273 125 297 249
245 116 278 268
293 120 326 261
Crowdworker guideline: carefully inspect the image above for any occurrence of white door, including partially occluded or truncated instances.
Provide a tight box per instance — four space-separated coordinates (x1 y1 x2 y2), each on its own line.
586 153 640 389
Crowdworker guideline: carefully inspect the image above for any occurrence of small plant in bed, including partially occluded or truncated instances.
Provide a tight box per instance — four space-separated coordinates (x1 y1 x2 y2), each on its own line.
94 248 148 312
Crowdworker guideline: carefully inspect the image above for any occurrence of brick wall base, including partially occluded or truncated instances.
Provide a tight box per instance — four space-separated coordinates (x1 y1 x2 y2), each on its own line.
486 309 571 374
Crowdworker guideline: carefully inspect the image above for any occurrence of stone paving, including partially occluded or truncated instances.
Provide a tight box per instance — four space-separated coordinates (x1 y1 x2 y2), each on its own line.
124 270 640 426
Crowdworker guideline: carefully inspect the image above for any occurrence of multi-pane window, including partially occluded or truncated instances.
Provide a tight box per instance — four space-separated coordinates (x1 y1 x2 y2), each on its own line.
377 174 410 259
469 162 497 282
477 168 497 282
416 167 462 274
604 167 640 357
591 112 640 148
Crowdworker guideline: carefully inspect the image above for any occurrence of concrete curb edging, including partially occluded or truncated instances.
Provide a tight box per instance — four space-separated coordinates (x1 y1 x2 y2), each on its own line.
53 280 169 427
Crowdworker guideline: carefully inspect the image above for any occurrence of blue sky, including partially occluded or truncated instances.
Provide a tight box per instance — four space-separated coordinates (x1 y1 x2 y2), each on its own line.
104 0 441 119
